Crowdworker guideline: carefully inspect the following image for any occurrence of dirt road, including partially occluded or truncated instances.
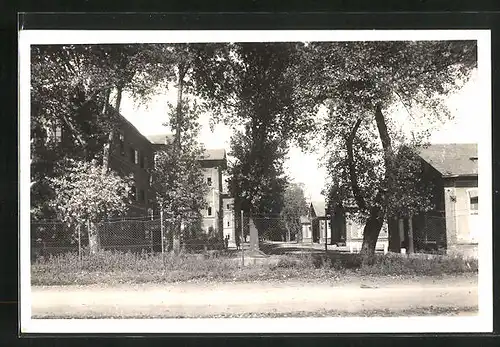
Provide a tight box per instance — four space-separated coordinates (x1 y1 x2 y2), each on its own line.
31 276 477 318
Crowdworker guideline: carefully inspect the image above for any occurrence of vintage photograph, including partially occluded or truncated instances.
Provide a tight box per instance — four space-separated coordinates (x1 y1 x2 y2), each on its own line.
19 30 492 333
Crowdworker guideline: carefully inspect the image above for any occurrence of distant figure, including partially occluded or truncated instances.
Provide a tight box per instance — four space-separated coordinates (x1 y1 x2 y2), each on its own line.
224 235 229 250
236 234 241 250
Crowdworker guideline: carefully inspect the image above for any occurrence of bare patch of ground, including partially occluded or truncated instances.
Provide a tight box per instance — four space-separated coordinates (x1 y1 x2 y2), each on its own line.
31 274 477 319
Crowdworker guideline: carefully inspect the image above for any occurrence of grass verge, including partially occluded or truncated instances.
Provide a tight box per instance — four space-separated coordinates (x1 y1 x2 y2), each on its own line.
31 249 478 286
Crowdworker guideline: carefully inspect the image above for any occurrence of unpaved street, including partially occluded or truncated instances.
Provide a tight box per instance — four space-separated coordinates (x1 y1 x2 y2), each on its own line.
31 276 477 318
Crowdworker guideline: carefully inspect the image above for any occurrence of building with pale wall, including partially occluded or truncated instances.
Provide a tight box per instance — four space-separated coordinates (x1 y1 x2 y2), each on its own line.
147 134 228 236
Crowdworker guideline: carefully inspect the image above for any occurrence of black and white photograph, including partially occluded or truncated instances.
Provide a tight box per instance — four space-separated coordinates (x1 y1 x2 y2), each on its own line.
19 29 492 334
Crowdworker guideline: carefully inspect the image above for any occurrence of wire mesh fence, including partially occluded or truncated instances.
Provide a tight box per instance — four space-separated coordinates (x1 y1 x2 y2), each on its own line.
31 210 472 264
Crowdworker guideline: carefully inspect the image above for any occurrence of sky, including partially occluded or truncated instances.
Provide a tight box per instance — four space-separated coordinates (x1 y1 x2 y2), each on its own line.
119 70 482 203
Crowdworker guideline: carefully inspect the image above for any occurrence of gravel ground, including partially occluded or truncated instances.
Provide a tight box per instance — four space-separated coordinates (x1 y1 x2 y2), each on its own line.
31 274 478 319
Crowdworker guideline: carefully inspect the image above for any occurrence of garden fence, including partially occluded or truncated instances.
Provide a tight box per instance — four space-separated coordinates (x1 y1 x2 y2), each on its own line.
31 211 459 263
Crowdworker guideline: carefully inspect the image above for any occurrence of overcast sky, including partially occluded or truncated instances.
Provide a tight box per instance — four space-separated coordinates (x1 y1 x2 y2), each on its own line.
119 70 482 202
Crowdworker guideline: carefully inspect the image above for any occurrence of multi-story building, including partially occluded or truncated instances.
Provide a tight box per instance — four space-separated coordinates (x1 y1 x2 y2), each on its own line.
109 108 155 217
146 134 228 236
222 194 236 246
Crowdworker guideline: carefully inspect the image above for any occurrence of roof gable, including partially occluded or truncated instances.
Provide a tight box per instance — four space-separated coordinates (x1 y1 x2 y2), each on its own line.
418 143 478 177
310 201 326 217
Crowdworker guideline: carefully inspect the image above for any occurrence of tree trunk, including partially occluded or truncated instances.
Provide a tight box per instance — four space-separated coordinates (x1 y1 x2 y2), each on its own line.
373 103 399 253
388 216 401 252
172 65 187 254
87 220 100 255
102 86 123 174
360 200 385 263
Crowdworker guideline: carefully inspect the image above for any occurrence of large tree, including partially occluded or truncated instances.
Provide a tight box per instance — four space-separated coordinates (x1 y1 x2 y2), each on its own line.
151 98 209 253
305 40 477 259
282 183 309 242
30 44 154 219
48 159 132 254
197 43 318 236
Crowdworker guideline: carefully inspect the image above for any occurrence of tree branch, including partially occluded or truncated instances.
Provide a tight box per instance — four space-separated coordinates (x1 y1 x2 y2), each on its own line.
346 117 367 211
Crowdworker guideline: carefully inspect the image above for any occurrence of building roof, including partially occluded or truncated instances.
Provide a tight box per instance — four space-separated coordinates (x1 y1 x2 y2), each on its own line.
310 201 326 217
201 149 226 161
146 133 226 161
418 143 478 177
146 134 175 145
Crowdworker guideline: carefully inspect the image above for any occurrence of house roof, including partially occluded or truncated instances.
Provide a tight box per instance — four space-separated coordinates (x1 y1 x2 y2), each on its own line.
418 143 478 177
310 201 326 216
146 134 175 145
201 149 226 161
146 133 226 161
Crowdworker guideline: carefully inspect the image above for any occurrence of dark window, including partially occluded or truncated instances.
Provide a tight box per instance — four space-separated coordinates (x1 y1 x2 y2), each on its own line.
129 148 135 163
207 177 212 186
227 221 230 227
119 133 125 155
208 206 212 216
227 204 230 209
470 196 478 212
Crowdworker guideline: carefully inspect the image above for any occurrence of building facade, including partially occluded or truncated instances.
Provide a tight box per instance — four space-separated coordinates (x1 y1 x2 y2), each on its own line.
147 134 228 236
415 143 479 258
110 109 155 216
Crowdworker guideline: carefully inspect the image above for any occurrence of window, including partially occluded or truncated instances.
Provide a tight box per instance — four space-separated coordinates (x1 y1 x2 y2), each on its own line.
134 150 139 165
138 189 145 203
227 220 230 227
208 206 212 216
140 153 145 168
55 126 62 143
207 177 212 186
118 133 125 155
468 189 478 215
129 148 135 163
227 204 230 209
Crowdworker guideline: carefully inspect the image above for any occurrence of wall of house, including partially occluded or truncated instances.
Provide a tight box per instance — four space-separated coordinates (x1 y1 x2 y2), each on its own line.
201 167 223 235
318 218 332 243
345 216 389 252
222 197 235 245
444 177 478 258
110 115 154 217
301 223 312 242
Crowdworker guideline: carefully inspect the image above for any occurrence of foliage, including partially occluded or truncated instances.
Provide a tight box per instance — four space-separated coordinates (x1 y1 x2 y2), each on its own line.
281 183 309 241
151 97 208 225
30 44 159 218
307 41 477 254
218 43 320 219
31 248 477 286
48 159 132 225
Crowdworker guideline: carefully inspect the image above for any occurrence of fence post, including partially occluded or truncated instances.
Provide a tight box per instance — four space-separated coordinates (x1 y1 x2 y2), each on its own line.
77 223 82 263
150 210 154 254
241 210 244 267
160 210 165 262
